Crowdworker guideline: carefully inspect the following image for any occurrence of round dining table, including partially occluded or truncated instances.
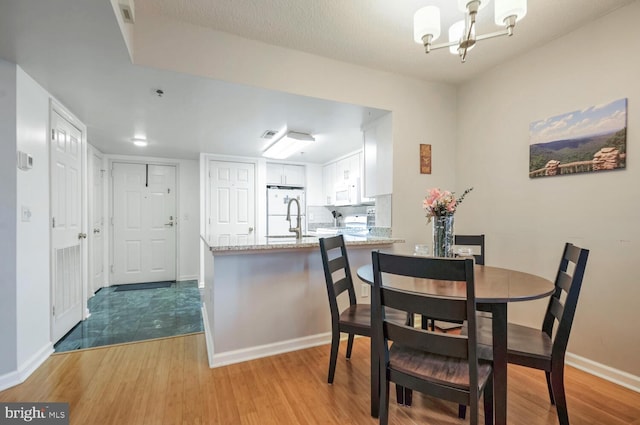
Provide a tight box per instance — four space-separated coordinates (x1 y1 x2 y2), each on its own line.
357 263 555 425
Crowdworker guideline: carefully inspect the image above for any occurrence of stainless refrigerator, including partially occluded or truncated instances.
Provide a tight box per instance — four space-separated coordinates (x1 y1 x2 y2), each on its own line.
266 186 306 236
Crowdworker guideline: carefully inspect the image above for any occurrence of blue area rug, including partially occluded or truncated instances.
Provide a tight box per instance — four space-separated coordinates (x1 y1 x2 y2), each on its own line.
114 281 173 292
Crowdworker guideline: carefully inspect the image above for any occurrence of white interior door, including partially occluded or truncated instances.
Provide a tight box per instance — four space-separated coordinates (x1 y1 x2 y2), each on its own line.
208 160 255 245
112 163 176 285
50 110 84 342
89 149 104 294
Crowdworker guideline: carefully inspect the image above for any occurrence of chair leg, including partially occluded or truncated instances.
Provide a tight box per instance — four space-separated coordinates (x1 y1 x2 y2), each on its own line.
483 373 494 425
404 388 413 406
551 366 569 425
470 393 479 425
327 331 340 384
346 333 355 359
458 404 467 419
545 371 556 405
395 384 404 405
379 375 391 425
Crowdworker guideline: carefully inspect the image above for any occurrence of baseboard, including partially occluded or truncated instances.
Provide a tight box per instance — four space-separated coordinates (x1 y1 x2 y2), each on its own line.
0 343 54 392
178 275 199 282
201 304 215 368
566 352 640 393
210 332 333 368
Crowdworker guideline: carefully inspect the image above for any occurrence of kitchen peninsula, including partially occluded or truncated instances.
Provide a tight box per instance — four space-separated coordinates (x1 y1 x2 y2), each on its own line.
201 234 404 367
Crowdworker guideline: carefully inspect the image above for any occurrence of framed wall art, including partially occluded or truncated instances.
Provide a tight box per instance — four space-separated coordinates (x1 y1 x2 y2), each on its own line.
529 98 627 178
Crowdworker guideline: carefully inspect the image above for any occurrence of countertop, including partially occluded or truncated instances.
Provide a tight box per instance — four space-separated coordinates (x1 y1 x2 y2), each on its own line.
202 234 405 254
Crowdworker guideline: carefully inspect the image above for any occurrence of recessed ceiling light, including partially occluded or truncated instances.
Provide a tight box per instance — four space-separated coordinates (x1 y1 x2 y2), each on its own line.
132 138 148 147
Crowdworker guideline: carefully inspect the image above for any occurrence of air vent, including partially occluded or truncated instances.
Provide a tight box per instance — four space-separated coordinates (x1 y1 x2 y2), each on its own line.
119 2 135 24
261 130 278 139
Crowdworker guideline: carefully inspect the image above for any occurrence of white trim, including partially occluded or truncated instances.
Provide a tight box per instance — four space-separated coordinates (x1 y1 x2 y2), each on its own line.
210 332 332 368
0 343 53 392
201 304 215 368
178 274 199 282
566 352 640 393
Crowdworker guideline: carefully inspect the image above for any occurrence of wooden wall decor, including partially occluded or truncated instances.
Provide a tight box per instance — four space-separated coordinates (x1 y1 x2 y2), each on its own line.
420 144 432 174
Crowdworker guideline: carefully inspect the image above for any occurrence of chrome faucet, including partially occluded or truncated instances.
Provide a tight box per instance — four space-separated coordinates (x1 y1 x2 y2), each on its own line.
286 197 302 239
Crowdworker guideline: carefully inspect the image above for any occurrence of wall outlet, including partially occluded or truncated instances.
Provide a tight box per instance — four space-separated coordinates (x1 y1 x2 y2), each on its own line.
361 283 369 298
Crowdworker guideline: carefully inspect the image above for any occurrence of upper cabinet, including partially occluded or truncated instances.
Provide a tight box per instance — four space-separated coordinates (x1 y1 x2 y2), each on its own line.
322 162 336 205
335 153 360 183
266 163 305 186
363 113 393 197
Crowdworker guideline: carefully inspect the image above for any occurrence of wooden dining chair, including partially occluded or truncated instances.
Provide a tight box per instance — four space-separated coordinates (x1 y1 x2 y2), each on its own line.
371 252 493 425
318 235 407 385
454 234 485 265
431 234 486 332
460 242 589 425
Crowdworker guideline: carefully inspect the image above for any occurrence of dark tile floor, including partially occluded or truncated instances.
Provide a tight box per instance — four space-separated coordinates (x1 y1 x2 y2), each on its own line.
54 280 203 353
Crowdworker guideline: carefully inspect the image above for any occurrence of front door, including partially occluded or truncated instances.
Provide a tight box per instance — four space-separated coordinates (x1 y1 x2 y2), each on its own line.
208 160 255 245
50 110 84 342
112 162 176 285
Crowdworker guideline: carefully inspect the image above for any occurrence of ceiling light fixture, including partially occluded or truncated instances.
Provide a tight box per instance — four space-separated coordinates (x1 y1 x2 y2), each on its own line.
414 0 527 63
262 131 315 159
132 138 148 147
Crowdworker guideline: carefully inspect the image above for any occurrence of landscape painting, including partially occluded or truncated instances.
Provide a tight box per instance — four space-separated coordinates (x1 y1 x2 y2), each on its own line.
529 98 627 178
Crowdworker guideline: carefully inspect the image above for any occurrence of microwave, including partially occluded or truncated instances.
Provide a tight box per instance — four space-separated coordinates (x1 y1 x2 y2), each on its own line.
335 178 361 206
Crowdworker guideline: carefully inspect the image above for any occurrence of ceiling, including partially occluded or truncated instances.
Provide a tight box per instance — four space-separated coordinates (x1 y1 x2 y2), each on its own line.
0 0 634 162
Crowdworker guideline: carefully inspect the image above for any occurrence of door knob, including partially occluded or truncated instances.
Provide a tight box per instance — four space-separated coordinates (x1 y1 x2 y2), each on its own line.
78 233 87 239
93 228 101 234
248 227 254 233
165 221 174 227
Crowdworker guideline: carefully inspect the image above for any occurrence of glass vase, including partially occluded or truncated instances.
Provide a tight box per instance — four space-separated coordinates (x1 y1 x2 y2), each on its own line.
432 215 454 258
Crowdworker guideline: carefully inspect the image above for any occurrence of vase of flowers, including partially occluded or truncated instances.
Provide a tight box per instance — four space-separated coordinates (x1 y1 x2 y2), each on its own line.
423 187 473 258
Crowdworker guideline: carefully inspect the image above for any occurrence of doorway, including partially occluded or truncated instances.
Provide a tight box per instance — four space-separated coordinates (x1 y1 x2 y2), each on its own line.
50 108 85 343
111 162 177 285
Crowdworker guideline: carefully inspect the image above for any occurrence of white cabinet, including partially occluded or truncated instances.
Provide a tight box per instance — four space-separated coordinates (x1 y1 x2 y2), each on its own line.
266 163 305 186
335 153 361 183
363 113 392 197
322 162 336 205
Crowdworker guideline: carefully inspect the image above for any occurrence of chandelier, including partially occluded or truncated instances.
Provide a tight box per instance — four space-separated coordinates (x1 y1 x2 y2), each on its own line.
413 0 527 62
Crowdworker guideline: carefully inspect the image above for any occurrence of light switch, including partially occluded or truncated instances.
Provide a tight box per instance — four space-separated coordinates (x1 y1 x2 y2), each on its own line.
21 206 32 222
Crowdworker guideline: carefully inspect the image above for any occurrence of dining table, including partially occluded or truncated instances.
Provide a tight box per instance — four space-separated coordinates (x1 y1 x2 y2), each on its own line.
357 262 555 425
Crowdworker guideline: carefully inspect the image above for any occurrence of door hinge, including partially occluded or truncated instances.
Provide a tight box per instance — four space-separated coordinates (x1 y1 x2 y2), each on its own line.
208 217 211 224
52 217 56 228
110 265 114 273
167 188 171 194
110 217 114 225
51 129 55 140
52 305 55 316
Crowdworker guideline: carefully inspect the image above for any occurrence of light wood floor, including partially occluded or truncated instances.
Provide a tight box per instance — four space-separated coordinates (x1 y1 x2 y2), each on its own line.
1 333 638 425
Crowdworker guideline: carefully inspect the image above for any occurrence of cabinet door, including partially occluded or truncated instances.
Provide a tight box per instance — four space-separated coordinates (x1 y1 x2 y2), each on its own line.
322 162 336 205
363 113 392 197
336 157 350 181
283 164 305 186
266 163 284 184
348 153 361 183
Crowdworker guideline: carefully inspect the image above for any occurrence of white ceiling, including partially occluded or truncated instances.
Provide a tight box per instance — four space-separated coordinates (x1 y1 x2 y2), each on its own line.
0 0 634 162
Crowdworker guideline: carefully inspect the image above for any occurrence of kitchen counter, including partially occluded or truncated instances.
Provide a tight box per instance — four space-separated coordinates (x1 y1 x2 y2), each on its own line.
203 234 405 254
200 233 405 368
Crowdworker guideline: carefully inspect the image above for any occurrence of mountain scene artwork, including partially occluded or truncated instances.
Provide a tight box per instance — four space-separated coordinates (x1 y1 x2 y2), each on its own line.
529 98 627 178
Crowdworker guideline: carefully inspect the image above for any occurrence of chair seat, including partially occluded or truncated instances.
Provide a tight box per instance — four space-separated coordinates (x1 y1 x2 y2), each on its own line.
339 305 407 332
389 344 492 391
475 317 553 366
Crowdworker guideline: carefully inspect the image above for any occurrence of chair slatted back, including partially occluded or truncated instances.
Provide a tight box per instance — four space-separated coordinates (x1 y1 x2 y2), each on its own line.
454 234 485 265
319 236 357 320
542 243 590 359
372 253 478 388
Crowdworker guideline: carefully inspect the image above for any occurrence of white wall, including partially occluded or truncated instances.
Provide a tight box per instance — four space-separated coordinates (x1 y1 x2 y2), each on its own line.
456 2 640 379
0 60 18 376
16 68 53 366
105 154 200 281
132 16 459 250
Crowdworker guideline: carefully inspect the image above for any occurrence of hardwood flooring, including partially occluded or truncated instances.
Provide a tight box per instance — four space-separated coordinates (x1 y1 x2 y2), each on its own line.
1 333 638 424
